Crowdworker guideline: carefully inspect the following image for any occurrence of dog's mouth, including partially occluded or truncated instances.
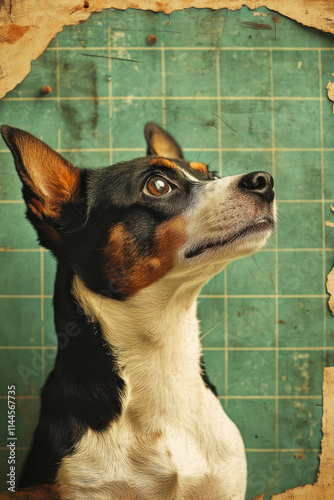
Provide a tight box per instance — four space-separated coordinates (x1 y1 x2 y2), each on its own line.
184 217 275 259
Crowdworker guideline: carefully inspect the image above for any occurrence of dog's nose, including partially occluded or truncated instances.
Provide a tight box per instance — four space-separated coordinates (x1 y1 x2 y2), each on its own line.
239 171 274 203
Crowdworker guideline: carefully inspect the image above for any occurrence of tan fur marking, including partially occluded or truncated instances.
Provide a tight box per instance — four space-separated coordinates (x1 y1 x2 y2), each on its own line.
150 134 181 159
104 217 187 296
150 157 178 170
13 131 81 219
189 162 208 174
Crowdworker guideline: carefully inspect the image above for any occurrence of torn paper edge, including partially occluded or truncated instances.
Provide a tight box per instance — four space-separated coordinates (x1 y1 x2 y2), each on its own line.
1 0 334 98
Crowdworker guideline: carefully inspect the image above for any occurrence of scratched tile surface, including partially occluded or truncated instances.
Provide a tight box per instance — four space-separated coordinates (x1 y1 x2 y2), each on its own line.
0 6 334 499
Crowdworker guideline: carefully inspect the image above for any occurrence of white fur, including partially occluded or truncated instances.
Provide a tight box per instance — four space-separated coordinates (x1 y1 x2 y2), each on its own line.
58 275 247 500
178 167 203 184
56 174 276 500
180 174 276 267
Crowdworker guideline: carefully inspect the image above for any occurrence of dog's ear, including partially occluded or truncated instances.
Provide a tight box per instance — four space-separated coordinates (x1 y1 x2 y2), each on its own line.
144 122 184 159
1 126 83 224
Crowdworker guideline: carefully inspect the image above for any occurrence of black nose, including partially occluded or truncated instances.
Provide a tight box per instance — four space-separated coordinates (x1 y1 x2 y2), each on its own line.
239 171 274 203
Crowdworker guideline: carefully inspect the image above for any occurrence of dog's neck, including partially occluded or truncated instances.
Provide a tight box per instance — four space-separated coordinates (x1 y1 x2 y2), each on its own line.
71 266 224 432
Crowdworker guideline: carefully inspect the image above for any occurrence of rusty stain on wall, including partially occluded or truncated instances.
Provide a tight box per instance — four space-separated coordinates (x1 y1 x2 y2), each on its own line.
1 0 334 98
1 24 30 44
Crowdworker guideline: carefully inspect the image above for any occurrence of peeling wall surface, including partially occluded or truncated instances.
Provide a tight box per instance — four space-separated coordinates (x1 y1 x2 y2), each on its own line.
0 3 334 500
1 0 334 98
261 368 334 499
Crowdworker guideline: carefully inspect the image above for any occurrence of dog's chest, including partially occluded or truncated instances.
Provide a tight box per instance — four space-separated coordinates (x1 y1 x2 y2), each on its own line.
57 389 247 500
70 416 208 478
59 282 247 499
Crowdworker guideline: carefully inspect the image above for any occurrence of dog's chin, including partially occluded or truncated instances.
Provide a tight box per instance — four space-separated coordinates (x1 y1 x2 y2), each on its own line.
183 219 275 264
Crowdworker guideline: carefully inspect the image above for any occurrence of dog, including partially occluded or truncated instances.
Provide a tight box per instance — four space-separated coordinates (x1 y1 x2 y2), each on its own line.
1 122 275 500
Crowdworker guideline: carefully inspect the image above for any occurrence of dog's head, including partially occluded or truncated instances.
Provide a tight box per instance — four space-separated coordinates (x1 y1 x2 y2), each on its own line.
1 123 275 299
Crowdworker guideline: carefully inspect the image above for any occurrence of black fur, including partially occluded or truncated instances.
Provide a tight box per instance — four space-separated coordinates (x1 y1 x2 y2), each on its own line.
19 262 125 487
200 356 218 397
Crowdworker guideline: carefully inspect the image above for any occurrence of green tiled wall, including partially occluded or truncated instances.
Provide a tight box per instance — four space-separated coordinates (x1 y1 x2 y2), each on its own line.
0 6 333 499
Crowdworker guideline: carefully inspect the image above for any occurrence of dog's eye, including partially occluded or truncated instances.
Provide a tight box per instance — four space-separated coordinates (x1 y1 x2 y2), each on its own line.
144 176 171 196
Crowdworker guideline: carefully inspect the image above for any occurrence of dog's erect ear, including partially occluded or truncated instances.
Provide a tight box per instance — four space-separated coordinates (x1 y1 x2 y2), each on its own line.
1 126 82 222
144 122 184 159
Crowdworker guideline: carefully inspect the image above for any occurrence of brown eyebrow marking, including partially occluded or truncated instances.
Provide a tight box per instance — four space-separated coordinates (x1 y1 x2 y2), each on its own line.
189 162 208 174
149 158 178 170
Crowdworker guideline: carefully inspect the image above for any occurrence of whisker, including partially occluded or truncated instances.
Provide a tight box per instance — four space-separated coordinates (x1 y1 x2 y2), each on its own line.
200 320 223 340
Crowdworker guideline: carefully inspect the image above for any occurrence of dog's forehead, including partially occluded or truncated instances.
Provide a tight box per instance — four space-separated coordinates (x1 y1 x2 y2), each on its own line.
104 156 211 181
148 157 211 181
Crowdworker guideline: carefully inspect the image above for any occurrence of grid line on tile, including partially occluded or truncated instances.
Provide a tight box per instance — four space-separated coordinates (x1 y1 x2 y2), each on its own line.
204 346 334 351
108 26 114 166
270 49 280 471
199 294 329 298
3 147 334 153
0 295 53 298
161 43 166 128
319 49 327 360
0 96 328 102
0 394 323 400
219 395 323 400
45 46 334 51
216 47 228 401
245 448 320 452
56 40 60 108
216 47 223 177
